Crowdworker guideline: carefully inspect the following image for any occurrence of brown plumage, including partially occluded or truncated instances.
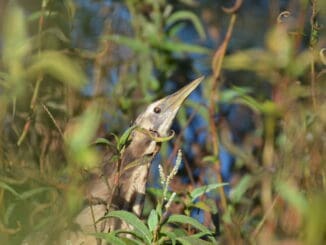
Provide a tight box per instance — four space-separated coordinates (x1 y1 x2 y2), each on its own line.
66 77 203 244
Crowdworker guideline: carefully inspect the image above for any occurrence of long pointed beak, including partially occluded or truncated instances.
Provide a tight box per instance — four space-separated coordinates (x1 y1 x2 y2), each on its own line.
164 76 204 111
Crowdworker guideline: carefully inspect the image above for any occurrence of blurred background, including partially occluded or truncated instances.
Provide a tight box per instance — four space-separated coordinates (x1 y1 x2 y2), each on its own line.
0 0 325 244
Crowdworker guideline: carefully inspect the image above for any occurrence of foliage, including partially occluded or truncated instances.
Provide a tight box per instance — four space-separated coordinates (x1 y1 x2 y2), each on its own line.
0 0 325 244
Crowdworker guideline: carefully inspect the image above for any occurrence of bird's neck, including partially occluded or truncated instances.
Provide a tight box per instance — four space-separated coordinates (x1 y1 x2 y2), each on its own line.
113 130 161 215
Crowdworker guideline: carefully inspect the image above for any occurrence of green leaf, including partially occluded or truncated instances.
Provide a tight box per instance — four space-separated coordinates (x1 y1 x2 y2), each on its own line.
102 35 150 53
166 214 211 234
222 49 272 74
4 203 17 224
93 137 116 150
202 155 218 164
20 187 53 200
220 87 252 103
102 210 152 244
166 10 206 39
189 201 212 212
177 236 214 245
155 40 210 54
118 125 137 151
0 181 21 198
147 209 158 232
159 230 178 245
3 2 30 66
27 10 58 22
229 174 254 203
90 232 126 245
93 137 112 145
190 183 228 202
65 105 101 167
27 51 87 88
275 181 308 215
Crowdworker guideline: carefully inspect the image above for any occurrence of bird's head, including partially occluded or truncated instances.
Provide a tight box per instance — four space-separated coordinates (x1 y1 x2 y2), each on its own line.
134 76 203 137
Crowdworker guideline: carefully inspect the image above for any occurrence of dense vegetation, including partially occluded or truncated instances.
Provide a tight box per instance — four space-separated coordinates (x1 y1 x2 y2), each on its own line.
0 0 325 244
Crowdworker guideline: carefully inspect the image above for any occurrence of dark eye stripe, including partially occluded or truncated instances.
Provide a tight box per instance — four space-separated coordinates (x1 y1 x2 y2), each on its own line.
154 107 161 113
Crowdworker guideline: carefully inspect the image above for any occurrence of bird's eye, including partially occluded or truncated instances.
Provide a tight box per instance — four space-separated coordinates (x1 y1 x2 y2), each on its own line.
153 107 161 114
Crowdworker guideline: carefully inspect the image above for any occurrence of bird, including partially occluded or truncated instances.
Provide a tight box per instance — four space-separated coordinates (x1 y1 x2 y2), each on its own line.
65 76 203 244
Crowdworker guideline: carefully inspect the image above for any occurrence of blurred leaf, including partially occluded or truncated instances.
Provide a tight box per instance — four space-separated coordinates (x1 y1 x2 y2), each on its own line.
102 210 152 244
189 201 212 212
154 40 210 54
27 51 87 88
166 10 206 39
65 105 101 167
266 25 292 68
220 87 252 103
0 181 21 198
159 230 177 245
93 138 116 151
27 11 58 22
223 49 272 73
147 209 158 232
2 2 29 96
190 183 228 202
118 125 137 151
103 34 150 52
20 187 53 200
66 185 84 216
275 181 308 215
4 203 17 224
304 193 326 245
202 155 218 164
168 22 187 37
287 50 311 77
90 232 126 245
3 2 30 67
229 174 254 203
167 214 211 234
176 236 214 245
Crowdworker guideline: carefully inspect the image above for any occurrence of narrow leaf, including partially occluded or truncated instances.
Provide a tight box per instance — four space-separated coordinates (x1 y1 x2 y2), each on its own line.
177 236 214 245
27 51 87 88
166 214 211 234
147 209 158 232
102 35 150 52
167 10 206 39
190 183 228 202
0 181 21 198
90 232 126 245
20 187 53 200
118 125 137 151
102 210 152 244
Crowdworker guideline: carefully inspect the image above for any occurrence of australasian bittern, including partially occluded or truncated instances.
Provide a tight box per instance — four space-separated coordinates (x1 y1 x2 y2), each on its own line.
66 77 203 244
